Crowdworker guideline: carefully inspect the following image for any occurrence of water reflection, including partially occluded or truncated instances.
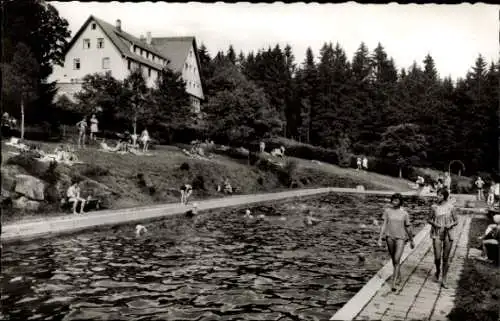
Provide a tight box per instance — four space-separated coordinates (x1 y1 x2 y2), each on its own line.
1 194 432 321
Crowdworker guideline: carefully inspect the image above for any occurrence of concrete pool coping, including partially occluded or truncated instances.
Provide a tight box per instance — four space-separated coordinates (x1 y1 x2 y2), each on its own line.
330 224 431 321
1 187 477 244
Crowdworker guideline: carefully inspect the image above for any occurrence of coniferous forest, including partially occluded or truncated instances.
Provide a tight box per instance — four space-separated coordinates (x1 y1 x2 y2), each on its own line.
198 42 499 175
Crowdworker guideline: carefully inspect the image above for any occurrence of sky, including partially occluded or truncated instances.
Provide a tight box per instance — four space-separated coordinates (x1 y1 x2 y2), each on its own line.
49 1 499 80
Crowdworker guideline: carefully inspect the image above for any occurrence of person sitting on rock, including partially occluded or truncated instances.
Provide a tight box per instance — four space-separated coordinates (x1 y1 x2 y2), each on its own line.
180 184 193 205
478 214 500 261
223 179 233 194
67 180 86 215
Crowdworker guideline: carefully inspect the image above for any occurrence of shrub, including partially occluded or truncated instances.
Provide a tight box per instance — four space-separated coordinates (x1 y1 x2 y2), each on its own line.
192 175 206 191
79 163 110 177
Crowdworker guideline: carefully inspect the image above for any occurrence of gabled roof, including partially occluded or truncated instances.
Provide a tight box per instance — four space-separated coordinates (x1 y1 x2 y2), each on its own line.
151 37 194 72
151 36 205 98
65 15 169 71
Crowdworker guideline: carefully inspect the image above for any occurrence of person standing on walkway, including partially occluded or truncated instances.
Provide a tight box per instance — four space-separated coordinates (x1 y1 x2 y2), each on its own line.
362 157 368 171
444 172 452 192
378 193 415 291
180 184 193 205
474 176 485 201
428 188 458 288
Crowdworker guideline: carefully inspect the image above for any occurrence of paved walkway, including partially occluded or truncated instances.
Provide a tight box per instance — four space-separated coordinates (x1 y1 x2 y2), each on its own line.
333 215 471 321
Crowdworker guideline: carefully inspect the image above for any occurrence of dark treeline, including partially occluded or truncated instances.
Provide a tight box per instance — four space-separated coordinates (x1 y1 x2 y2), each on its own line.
198 42 499 174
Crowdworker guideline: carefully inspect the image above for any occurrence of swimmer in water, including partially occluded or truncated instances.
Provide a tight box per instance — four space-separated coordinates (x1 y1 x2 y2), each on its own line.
135 224 148 237
244 209 253 219
304 210 320 226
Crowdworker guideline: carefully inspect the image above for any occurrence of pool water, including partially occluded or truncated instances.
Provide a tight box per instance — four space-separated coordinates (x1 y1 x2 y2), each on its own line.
1 193 432 321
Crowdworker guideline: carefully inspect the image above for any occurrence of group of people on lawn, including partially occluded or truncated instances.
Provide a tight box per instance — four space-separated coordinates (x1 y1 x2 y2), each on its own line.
474 175 500 205
76 114 151 153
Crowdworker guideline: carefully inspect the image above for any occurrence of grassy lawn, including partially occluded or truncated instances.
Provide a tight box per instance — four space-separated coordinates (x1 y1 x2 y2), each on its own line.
1 139 406 223
448 217 500 321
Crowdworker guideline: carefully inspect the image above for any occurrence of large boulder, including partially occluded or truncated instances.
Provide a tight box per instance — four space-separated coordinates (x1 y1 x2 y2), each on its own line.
1 164 27 193
14 174 46 201
12 196 41 211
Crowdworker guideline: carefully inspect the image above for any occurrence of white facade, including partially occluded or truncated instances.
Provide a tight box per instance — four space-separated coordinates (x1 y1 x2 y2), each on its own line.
50 21 127 84
51 16 204 112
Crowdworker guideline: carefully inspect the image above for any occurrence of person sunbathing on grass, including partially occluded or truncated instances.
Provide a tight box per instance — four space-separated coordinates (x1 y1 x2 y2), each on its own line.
378 193 415 292
67 181 86 215
478 214 500 261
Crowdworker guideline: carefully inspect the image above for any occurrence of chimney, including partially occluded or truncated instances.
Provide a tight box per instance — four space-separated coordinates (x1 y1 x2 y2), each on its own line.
116 19 121 32
146 32 152 45
140 34 145 43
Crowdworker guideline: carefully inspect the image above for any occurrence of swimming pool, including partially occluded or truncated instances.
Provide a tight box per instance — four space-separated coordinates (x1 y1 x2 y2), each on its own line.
0 193 432 321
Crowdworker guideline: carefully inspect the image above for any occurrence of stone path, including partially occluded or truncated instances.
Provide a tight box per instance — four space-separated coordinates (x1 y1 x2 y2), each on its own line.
333 215 471 321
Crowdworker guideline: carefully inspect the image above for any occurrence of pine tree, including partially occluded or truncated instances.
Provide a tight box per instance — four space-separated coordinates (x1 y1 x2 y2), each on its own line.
296 47 317 143
151 67 193 142
227 45 236 64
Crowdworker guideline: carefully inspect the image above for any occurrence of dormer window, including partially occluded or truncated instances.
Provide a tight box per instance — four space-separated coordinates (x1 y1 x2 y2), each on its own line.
83 39 90 49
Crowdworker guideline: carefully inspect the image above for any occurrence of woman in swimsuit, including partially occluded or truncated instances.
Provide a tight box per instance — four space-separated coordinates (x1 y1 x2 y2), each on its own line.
429 188 458 288
180 184 193 205
76 117 87 148
378 193 415 291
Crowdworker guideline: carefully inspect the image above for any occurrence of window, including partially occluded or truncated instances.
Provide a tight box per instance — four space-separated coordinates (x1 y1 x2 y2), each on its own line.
185 63 188 69
146 52 150 59
83 39 90 49
148 68 151 77
102 57 110 69
128 60 131 70
73 58 80 70
97 38 104 49
91 23 96 30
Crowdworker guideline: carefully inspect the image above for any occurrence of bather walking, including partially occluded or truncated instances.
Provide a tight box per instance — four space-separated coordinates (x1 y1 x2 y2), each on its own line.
428 188 458 288
378 193 415 291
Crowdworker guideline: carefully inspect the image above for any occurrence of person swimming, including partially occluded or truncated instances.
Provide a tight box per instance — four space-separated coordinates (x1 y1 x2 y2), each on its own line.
135 224 148 237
